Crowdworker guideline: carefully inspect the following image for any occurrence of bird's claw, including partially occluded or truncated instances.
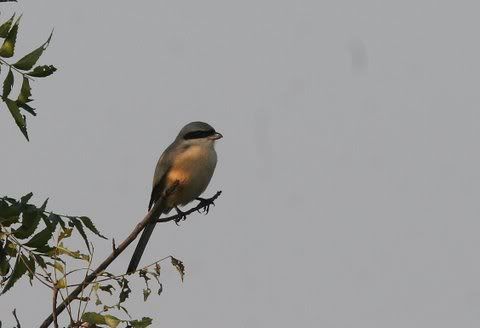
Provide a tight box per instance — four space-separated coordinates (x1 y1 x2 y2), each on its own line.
174 207 187 225
196 197 215 214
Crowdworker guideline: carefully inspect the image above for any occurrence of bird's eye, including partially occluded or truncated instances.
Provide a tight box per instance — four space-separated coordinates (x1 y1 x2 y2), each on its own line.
183 129 215 140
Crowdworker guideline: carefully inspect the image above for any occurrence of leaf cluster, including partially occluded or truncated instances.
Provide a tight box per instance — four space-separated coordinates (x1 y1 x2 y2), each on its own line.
0 193 104 294
1 193 188 327
0 14 56 140
79 256 184 328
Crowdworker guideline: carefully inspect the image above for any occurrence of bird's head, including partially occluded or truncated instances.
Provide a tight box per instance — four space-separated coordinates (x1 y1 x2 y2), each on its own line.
177 121 223 147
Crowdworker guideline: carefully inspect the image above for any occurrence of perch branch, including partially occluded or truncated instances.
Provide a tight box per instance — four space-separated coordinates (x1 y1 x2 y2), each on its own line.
157 191 222 223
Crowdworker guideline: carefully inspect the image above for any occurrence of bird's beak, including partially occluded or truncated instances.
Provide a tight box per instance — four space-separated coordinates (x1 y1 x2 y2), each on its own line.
211 132 223 140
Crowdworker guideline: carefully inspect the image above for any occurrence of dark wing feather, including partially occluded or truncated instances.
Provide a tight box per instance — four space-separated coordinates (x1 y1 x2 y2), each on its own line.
147 141 180 210
148 172 168 210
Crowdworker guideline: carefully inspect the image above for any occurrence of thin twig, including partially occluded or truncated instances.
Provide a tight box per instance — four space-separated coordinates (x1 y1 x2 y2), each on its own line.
57 287 75 325
53 234 75 325
63 261 75 325
67 256 172 287
0 58 35 81
12 309 21 328
76 243 94 322
64 267 94 278
5 233 53 290
80 279 96 320
52 288 59 328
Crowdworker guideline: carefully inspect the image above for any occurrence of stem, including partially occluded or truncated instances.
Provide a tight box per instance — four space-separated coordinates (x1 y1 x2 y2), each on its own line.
76 249 94 322
67 256 171 287
0 58 35 81
52 288 59 328
53 234 74 325
12 309 21 328
80 279 96 320
5 233 53 290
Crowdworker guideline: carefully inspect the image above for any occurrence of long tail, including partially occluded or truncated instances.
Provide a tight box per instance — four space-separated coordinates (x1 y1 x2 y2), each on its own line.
126 221 156 274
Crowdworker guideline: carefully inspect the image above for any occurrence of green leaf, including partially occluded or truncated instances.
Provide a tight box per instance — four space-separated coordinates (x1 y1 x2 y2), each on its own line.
0 254 9 276
12 207 41 239
58 227 73 241
47 213 65 229
0 240 10 276
82 312 122 327
5 98 28 140
128 317 153 328
118 278 131 304
25 254 36 281
143 287 151 302
24 226 54 248
17 101 36 116
55 276 67 289
104 315 121 328
20 192 33 204
0 199 20 224
46 261 64 273
39 198 48 211
98 284 115 295
2 254 28 294
149 266 163 296
171 256 185 282
16 77 36 116
82 312 105 324
70 217 91 252
0 215 18 226
51 243 89 261
79 216 106 239
33 254 47 269
13 30 53 71
0 14 15 38
34 244 54 254
16 76 32 104
26 65 56 77
0 15 20 58
4 240 17 257
3 68 13 98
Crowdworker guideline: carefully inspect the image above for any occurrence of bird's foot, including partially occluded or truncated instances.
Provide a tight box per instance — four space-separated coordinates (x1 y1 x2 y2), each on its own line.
196 196 215 214
174 207 187 225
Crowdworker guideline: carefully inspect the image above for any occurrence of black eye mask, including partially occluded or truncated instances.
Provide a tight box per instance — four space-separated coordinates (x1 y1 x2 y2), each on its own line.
183 129 215 140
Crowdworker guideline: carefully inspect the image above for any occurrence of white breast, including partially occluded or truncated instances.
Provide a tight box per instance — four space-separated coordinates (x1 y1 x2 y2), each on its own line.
166 144 217 207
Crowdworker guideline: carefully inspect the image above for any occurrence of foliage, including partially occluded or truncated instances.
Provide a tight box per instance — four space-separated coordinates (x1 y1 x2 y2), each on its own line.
0 13 56 141
0 193 186 327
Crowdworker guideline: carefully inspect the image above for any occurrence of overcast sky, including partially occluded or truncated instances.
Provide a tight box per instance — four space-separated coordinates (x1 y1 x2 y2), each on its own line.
2 0 480 327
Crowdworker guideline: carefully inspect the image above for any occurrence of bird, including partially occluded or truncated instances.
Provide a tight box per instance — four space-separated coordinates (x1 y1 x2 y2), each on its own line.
126 121 222 274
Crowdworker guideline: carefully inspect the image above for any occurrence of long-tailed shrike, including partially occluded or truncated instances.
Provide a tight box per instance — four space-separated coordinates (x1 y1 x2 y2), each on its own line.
126 121 222 274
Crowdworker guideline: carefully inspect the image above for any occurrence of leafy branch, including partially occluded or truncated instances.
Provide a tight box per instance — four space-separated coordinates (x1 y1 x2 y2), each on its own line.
0 13 56 140
1 191 218 327
39 190 220 328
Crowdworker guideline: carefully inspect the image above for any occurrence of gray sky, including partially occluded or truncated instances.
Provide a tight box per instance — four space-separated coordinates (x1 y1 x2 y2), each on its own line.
2 0 480 327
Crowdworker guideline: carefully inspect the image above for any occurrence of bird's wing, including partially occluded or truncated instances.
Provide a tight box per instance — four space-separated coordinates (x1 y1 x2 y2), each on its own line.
148 142 180 210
